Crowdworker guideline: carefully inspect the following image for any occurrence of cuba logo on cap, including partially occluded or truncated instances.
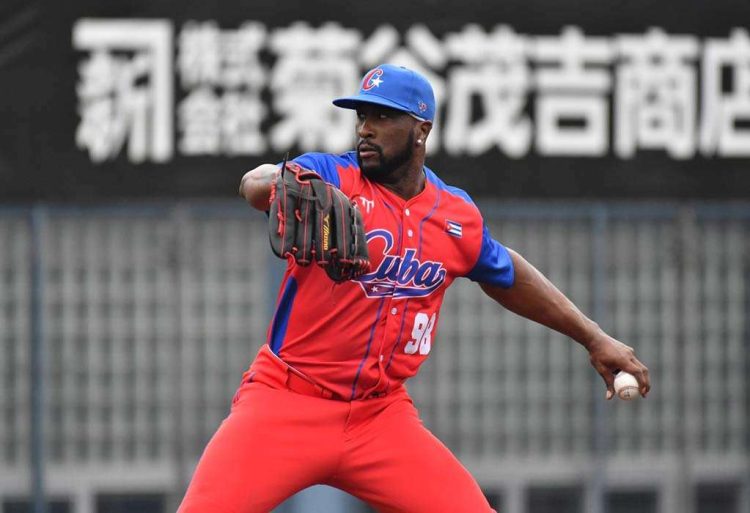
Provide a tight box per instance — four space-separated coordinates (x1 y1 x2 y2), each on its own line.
361 68 384 91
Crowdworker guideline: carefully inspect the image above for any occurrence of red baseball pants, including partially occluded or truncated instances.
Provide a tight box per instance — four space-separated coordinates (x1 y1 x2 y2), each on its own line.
177 346 495 513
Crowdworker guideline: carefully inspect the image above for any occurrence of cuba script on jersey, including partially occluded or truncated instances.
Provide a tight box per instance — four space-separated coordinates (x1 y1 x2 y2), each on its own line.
261 151 514 401
356 229 447 298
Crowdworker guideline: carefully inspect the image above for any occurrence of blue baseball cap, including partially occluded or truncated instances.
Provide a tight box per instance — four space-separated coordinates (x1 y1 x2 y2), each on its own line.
333 64 436 122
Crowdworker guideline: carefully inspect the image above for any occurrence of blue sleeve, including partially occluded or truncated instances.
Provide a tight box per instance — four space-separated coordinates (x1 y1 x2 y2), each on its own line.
466 224 515 288
290 153 341 188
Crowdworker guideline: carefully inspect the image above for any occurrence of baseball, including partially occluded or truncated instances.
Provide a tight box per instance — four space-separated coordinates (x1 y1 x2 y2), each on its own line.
614 371 640 400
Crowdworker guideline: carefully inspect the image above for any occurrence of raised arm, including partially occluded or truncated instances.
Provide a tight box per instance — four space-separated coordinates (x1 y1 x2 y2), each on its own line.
480 248 650 400
239 163 279 211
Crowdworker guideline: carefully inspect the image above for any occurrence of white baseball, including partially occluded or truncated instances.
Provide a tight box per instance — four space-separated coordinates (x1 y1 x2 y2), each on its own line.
614 371 640 400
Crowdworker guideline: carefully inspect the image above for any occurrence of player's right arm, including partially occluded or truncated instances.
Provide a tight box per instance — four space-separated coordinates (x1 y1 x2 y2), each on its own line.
239 163 278 211
461 208 649 399
479 248 650 399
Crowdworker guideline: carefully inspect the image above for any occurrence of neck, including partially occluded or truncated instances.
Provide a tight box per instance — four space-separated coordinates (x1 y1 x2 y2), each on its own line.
380 161 426 200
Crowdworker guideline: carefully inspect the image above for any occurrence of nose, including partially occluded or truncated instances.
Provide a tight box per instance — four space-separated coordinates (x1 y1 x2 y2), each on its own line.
357 115 374 139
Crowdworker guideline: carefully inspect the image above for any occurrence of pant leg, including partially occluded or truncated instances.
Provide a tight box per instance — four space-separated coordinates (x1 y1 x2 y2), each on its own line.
178 380 348 513
328 391 495 513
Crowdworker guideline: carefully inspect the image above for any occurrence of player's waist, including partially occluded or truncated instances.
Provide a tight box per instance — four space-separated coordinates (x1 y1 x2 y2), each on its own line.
246 344 400 402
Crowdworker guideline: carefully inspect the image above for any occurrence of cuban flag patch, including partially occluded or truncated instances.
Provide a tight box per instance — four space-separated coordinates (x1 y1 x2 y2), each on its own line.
445 219 462 238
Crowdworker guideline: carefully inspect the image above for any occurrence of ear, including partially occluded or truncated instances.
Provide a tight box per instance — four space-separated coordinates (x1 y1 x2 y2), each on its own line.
416 121 432 146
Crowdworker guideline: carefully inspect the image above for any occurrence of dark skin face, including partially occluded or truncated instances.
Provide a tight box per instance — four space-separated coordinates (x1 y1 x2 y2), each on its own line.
355 103 432 200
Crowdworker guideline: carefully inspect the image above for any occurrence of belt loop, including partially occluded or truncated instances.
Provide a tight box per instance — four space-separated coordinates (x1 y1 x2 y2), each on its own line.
284 367 335 400
264 345 337 400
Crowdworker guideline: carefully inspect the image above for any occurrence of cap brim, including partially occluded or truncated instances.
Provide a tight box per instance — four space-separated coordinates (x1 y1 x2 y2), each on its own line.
332 93 412 115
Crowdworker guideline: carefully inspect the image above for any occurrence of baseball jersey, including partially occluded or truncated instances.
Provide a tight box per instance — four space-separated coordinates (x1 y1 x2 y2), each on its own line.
262 151 514 401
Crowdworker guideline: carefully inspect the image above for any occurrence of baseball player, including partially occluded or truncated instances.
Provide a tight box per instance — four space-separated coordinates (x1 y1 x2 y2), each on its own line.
177 64 650 513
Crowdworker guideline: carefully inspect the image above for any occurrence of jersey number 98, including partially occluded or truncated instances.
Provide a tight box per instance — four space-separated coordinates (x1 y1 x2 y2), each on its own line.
404 312 436 355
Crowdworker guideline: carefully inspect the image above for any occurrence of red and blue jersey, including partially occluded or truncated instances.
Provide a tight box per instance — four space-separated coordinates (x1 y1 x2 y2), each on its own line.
259 151 514 400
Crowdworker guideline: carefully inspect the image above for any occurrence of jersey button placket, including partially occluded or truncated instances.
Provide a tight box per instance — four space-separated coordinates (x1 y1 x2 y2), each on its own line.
377 207 413 393
372 211 405 396
381 206 413 383
366 302 396 397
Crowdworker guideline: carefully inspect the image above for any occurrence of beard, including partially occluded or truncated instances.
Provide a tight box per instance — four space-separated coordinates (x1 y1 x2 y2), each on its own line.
357 131 415 183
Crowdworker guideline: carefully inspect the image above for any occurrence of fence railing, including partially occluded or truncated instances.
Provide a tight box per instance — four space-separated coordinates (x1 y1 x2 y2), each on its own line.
1 201 748 513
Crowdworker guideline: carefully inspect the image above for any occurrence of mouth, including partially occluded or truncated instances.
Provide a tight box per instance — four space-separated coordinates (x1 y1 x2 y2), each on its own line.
358 144 379 160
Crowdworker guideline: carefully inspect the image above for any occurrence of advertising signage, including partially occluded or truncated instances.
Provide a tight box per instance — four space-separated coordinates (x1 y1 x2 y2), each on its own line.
3 0 749 200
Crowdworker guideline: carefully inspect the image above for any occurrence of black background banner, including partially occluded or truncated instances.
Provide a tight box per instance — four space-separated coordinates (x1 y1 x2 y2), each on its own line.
3 0 750 202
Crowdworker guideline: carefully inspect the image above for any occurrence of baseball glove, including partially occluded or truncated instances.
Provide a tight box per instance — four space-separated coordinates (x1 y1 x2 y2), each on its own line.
268 161 370 282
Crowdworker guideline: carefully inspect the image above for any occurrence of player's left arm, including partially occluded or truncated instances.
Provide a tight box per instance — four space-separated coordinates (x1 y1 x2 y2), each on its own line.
239 163 278 211
480 248 650 400
239 154 345 211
